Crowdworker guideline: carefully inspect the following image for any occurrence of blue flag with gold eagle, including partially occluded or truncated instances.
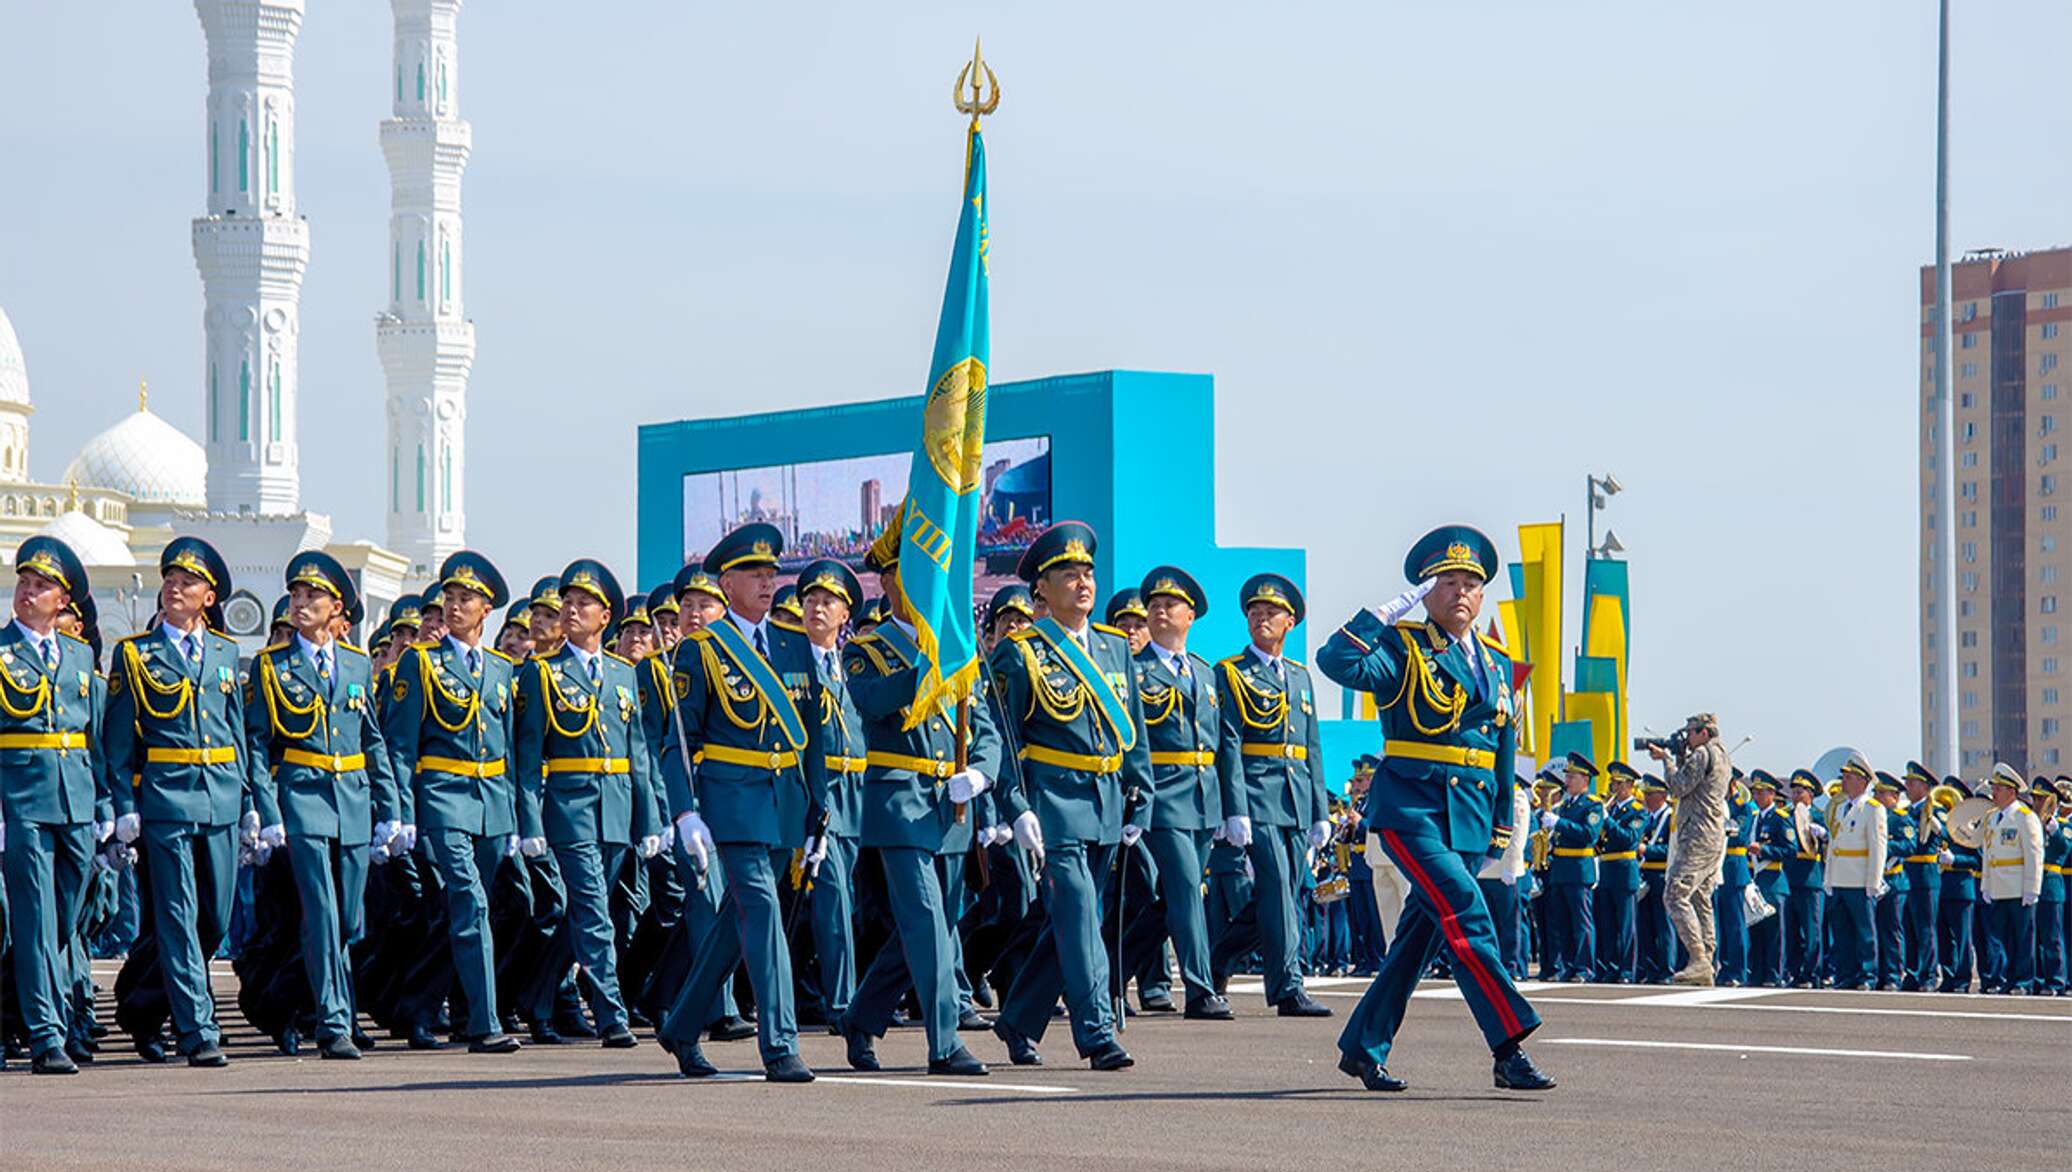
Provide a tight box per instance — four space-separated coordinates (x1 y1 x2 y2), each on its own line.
895 124 991 729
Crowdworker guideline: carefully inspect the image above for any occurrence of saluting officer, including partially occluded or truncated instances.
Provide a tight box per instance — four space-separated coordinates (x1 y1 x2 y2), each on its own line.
1594 761 1646 983
1 537 105 1074
241 550 400 1060
382 550 523 1054
513 559 661 1049
104 537 259 1068
1318 525 1551 1092
1823 756 1886 991
1541 752 1601 982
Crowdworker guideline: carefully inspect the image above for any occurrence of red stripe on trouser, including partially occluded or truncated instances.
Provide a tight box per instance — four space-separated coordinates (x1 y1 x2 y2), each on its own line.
1382 828 1524 1039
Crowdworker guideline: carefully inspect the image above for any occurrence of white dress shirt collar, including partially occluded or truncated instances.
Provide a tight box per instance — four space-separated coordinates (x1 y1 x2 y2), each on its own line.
1151 641 1187 674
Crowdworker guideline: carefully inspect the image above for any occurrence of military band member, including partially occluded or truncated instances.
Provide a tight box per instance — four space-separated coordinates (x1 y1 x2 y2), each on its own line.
1870 771 1915 990
2030 778 2067 994
1936 783 1982 993
1746 771 1791 987
1541 752 1601 982
1318 525 1551 1092
513 560 660 1049
383 550 522 1053
990 522 1149 1071
792 558 864 1041
1899 762 1945 990
104 537 256 1067
1821 757 1886 990
1979 765 2043 994
1634 776 1673 982
1594 762 1645 983
1782 769 1827 987
1 538 105 1074
655 523 828 1083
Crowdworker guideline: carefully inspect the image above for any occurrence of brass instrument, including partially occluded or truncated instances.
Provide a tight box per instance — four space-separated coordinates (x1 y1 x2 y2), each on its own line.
1527 781 1561 870
1921 782 1962 844
1792 802 1815 855
1945 796 1993 850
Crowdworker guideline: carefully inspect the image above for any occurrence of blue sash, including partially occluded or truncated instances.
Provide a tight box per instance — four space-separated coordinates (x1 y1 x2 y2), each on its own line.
1030 617 1135 752
700 622 808 750
873 622 920 671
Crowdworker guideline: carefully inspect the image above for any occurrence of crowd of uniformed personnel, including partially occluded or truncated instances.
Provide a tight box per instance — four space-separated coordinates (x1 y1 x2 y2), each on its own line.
6 522 2063 1087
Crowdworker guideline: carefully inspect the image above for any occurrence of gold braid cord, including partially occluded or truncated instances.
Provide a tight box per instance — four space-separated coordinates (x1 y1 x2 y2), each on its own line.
1221 660 1288 732
122 639 193 722
418 650 483 734
1386 627 1467 736
260 653 327 741
1015 639 1089 725
537 658 600 740
700 639 771 737
0 661 50 719
1140 680 1181 727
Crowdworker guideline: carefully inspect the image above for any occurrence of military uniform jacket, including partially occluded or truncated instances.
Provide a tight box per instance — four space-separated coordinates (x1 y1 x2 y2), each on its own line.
992 619 1152 847
1214 646 1326 830
844 624 1002 852
1981 803 2044 902
1824 796 1888 892
1596 796 1645 893
0 624 104 826
1132 644 1234 832
1720 797 1755 886
1750 804 1793 899
513 645 659 848
1639 804 1672 875
1317 611 1515 855
2038 817 2070 903
659 621 827 848
1939 842 1980 901
1881 805 1916 894
382 639 519 837
242 639 399 840
804 642 868 840
106 625 250 826
1904 805 1946 885
1546 793 1602 886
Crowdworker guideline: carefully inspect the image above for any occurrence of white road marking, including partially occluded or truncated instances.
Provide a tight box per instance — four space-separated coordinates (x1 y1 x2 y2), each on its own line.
1519 994 2072 1024
1543 1037 1971 1062
1611 987 1784 1007
704 1073 1075 1094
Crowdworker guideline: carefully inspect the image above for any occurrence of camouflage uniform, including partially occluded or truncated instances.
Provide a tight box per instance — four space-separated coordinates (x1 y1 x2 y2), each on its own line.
1663 714 1729 980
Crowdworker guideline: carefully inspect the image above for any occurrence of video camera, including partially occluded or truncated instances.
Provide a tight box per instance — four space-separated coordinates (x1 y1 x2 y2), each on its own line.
1633 728 1689 754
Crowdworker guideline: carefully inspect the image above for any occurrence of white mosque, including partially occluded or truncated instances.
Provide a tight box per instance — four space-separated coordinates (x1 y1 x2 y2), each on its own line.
1 0 474 657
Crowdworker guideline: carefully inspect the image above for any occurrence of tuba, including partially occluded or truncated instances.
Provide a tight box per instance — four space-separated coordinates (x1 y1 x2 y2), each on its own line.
1945 796 1993 850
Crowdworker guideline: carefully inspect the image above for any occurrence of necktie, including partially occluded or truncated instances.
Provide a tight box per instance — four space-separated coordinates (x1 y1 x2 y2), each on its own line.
823 650 837 679
40 636 57 673
588 655 601 686
183 633 200 665
466 649 480 678
316 647 333 696
754 626 768 660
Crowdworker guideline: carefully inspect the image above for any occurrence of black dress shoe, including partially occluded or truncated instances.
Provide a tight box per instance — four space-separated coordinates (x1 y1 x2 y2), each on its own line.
32 1048 80 1075
275 1028 301 1056
707 1015 756 1043
958 1007 993 1031
992 1020 1042 1066
972 983 994 1010
407 1025 443 1050
1139 992 1177 1013
529 1022 565 1045
1493 1049 1555 1090
844 1027 880 1072
65 1039 95 1065
628 1008 654 1029
187 1042 229 1067
1276 991 1333 1018
88 1022 110 1040
554 1012 597 1040
674 1041 718 1078
1212 972 1230 996
1086 1041 1133 1071
929 1046 989 1076
1183 995 1234 1021
319 1035 363 1060
135 1038 168 1064
469 1033 522 1054
1336 1052 1406 1092
600 1024 639 1049
764 1053 815 1083
351 1026 377 1051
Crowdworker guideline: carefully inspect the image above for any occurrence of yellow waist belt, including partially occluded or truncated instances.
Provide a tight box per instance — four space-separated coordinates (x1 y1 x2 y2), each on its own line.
865 751 955 779
145 746 238 766
1987 857 2025 868
1640 861 1667 870
1904 854 1940 864
1833 849 1869 858
699 744 799 771
1149 749 1217 767
546 757 629 775
1241 743 1308 762
1553 847 1596 858
1020 745 1122 774
1758 861 1782 872
1384 742 1493 770
825 755 868 775
0 731 89 750
281 749 365 773
1599 850 1637 862
2047 864 2072 876
1725 846 1748 856
418 755 506 779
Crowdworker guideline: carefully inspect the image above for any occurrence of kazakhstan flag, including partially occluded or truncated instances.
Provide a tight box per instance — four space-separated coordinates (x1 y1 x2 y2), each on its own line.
896 124 991 728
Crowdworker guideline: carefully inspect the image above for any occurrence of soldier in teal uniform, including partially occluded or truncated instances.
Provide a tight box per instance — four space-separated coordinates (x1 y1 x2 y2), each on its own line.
1712 772 1756 985
513 559 660 1050
1936 778 1981 992
1 538 106 1074
1121 565 1236 1021
240 550 400 1060
1215 572 1333 1017
1782 769 1827 988
1746 771 1792 987
770 584 806 635
655 523 828 1083
382 550 523 1054
1318 525 1551 1092
1898 762 1945 989
1540 752 1601 982
791 558 865 1043
835 535 993 1076
1635 775 1673 982
1104 588 1150 655
1870 771 1916 990
104 537 257 1067
990 522 1149 1071
1593 761 1645 983
2033 778 2068 993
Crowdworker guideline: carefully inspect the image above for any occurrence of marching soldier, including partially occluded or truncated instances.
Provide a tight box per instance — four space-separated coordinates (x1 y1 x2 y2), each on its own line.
1318 525 1551 1092
1747 771 1792 987
527 577 564 658
769 585 806 635
792 558 864 1042
512 560 661 1050
655 523 828 1083
104 537 258 1067
1871 771 1915 990
1782 769 1827 987
495 605 533 662
1899 762 1945 990
1980 765 2043 994
990 522 1149 1071
1594 761 1645 983
1636 775 1674 982
240 551 400 1060
1541 752 1601 982
649 585 682 654
1215 572 1333 1018
1123 565 1237 1020
1104 588 1150 656
416 584 448 645
1 537 105 1074
382 550 523 1054
2031 778 2067 994
1822 757 1886 991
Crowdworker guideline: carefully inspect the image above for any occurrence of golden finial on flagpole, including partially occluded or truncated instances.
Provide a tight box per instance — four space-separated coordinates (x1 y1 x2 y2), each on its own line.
138 378 149 413
953 36 1000 128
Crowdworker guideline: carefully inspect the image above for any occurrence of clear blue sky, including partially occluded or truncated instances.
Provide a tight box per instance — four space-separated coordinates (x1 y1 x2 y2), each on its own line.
3 1 2067 771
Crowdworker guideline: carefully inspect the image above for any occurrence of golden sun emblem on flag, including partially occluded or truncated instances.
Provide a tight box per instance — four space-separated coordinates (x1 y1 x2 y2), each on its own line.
923 356 988 494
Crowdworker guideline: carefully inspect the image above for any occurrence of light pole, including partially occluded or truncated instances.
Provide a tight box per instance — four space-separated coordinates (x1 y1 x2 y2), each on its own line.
1586 473 1623 562
1929 0 1959 776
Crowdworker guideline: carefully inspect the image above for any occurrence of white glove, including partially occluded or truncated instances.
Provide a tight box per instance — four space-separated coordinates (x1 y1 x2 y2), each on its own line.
249 841 273 867
1210 824 1228 845
519 836 548 859
1822 882 1834 897
392 824 418 857
1937 849 1954 866
1539 812 1559 831
1308 820 1331 851
1375 578 1437 625
94 820 114 844
2023 893 2039 907
1499 868 1518 887
240 810 261 848
505 834 521 858
1872 882 1888 901
640 834 664 860
947 767 990 805
115 813 142 844
1808 823 1827 840
1121 823 1144 847
675 812 713 873
802 835 828 877
1223 815 1253 849
661 824 677 852
1012 810 1045 867
260 823 287 849
372 820 397 854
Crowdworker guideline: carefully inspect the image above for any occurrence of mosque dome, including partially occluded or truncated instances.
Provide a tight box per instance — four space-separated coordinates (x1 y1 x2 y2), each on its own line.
35 508 135 568
64 387 207 509
0 308 27 408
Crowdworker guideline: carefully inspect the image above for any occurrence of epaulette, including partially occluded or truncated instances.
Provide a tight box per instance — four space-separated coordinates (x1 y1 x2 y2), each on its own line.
1091 622 1125 638
114 630 151 646
338 641 367 656
261 640 291 655
1217 653 1245 667
411 639 439 650
850 630 883 647
686 628 716 643
770 618 805 635
487 648 515 664
1284 656 1305 669
1392 619 1428 633
1006 627 1039 642
1477 630 1510 657
604 651 632 667
56 629 89 646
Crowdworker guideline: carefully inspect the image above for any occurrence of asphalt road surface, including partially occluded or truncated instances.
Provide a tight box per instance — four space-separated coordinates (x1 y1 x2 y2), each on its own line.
4 966 2064 1171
